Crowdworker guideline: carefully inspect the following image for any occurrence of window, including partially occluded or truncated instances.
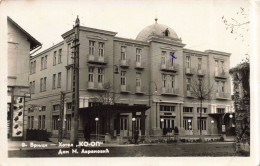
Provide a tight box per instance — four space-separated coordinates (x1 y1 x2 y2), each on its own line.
58 49 62 64
53 104 60 111
164 28 169 36
31 116 34 129
136 73 141 87
160 105 175 112
121 46 126 60
30 62 33 74
198 58 202 70
183 107 193 113
136 48 141 62
215 60 219 72
67 102 72 109
217 108 225 113
197 118 207 130
43 77 47 91
52 116 59 130
38 116 41 129
197 107 207 113
120 118 128 130
216 81 219 93
53 51 57 66
98 42 104 57
220 61 224 73
42 115 45 129
44 55 47 69
98 68 104 83
28 116 30 129
41 57 44 70
89 41 95 55
161 51 166 65
186 56 190 68
88 67 94 82
40 78 43 92
162 74 167 87
57 72 61 88
170 75 175 88
183 118 192 130
30 82 32 93
221 81 225 92
32 81 35 94
121 71 126 85
186 78 191 91
52 74 56 89
41 106 46 112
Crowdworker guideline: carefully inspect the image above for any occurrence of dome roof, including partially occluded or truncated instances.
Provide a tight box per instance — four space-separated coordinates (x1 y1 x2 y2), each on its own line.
136 21 179 41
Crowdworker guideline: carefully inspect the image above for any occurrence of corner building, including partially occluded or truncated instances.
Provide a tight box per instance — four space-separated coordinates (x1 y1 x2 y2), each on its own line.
27 19 233 138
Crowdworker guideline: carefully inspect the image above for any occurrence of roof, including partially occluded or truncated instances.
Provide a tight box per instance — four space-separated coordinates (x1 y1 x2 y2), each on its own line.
136 21 179 41
7 16 42 51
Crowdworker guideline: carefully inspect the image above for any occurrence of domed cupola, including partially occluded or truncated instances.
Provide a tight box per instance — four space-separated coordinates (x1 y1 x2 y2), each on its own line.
136 18 179 42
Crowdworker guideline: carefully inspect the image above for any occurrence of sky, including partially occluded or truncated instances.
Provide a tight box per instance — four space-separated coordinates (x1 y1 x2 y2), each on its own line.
1 0 252 68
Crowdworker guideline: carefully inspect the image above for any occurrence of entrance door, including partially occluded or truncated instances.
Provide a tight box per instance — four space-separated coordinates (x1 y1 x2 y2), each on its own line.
120 117 128 136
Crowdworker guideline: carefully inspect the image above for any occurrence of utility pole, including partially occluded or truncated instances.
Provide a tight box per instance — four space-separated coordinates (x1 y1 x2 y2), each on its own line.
199 77 202 136
70 16 80 146
58 91 65 142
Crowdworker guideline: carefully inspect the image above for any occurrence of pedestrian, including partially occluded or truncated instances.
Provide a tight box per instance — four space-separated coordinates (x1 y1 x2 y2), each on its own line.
84 123 91 142
134 129 139 144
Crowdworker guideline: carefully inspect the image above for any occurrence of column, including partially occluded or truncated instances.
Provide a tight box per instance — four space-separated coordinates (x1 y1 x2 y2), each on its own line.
141 111 145 136
193 106 198 135
116 113 120 136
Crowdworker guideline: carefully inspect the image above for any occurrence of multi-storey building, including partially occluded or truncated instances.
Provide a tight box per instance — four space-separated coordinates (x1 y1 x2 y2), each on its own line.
7 16 41 139
27 18 233 138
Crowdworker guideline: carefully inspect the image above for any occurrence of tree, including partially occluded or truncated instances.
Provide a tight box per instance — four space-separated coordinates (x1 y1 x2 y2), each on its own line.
189 74 213 136
229 62 250 152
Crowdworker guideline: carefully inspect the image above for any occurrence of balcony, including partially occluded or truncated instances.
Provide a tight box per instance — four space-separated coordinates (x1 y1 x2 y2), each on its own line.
185 67 195 75
197 69 206 76
87 54 107 65
120 85 131 93
216 92 230 100
119 59 130 68
135 86 146 94
161 87 179 96
87 82 107 91
214 70 228 79
135 61 144 69
161 61 179 72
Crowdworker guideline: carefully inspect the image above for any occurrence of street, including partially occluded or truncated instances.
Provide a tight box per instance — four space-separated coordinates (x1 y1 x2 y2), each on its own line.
8 142 242 157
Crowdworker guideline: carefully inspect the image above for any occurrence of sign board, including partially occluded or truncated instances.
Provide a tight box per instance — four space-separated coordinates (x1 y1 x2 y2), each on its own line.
12 96 24 137
222 125 226 132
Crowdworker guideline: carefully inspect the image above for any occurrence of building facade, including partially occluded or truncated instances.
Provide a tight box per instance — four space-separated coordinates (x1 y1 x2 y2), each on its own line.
7 16 41 139
27 18 233 138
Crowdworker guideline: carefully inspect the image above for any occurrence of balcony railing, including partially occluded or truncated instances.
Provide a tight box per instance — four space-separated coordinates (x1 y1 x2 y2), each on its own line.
216 92 230 99
197 69 206 76
161 87 179 96
214 70 228 79
120 85 131 93
185 67 195 75
119 59 130 68
161 61 179 72
135 86 146 94
87 54 108 65
135 61 144 69
87 82 107 91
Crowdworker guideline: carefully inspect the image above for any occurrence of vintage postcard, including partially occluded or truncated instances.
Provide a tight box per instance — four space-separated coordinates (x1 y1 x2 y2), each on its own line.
0 0 258 166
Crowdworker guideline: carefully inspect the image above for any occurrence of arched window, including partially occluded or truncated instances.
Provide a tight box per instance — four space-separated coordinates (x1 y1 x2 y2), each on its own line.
164 28 170 36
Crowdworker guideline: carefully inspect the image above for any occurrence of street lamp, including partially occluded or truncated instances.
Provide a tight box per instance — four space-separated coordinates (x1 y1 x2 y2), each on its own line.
95 117 99 141
211 120 214 135
132 117 136 139
188 119 192 138
160 118 164 135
